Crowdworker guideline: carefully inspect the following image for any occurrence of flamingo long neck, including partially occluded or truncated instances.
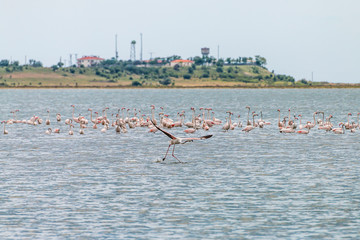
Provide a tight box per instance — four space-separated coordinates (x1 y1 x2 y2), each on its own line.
90 110 93 122
313 113 316 124
229 114 232 125
278 111 281 124
151 108 155 121
247 109 250 122
288 110 291 122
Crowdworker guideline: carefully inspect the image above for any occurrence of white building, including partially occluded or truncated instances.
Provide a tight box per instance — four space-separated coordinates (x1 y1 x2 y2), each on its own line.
170 59 195 67
77 56 104 67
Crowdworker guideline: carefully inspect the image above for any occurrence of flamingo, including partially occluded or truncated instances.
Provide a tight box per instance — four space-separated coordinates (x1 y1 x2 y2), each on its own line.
69 124 74 135
345 113 354 129
56 113 61 122
246 106 251 126
237 115 243 128
242 113 257 132
277 109 284 128
222 112 231 131
2 121 8 134
304 112 317 129
332 123 345 134
297 123 310 134
71 105 80 123
151 120 212 163
45 128 52 135
45 110 50 125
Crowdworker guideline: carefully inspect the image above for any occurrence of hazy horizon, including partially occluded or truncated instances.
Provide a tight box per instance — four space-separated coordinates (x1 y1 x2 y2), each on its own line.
1 0 359 83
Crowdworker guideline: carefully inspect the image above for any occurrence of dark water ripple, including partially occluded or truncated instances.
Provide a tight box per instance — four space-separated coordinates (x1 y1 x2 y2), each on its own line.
1 89 360 239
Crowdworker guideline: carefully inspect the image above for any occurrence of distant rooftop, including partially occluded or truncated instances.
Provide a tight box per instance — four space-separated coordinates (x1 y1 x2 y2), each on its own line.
78 56 104 61
171 59 194 63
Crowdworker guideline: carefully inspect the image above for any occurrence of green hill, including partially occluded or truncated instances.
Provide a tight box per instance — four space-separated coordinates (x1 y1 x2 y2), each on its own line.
0 63 342 88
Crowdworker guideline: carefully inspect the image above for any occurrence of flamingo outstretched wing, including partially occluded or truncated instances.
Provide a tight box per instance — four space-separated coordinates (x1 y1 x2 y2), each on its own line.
151 120 176 139
182 135 213 141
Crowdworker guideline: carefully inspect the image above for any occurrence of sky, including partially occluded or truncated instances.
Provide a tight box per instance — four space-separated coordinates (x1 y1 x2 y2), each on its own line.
1 0 360 83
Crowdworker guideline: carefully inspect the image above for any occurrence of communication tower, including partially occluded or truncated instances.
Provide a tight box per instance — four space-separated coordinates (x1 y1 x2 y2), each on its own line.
130 40 136 61
115 34 119 60
140 33 143 61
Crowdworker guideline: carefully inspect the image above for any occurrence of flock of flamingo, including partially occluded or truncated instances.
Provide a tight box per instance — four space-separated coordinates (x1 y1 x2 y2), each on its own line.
1 105 358 161
2 105 359 135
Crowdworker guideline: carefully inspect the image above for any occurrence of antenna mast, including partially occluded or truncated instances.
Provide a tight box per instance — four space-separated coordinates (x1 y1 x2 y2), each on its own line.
140 33 143 61
115 34 119 61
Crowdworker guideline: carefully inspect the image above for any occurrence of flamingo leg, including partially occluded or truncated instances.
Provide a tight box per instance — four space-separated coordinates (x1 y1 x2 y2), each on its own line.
163 144 171 161
171 145 182 163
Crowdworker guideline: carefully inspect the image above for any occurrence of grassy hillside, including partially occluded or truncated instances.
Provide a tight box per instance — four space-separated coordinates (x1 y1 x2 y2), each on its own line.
0 64 350 88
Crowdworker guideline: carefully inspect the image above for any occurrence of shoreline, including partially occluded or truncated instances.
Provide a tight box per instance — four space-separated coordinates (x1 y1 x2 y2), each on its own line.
2 85 360 89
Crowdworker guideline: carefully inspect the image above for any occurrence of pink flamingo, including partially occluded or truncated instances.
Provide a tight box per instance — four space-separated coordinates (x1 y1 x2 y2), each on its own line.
46 110 50 125
71 105 80 123
151 120 212 163
345 113 354 129
332 123 345 134
45 128 52 135
2 121 8 134
56 113 61 122
69 124 74 135
246 106 251 126
277 109 284 128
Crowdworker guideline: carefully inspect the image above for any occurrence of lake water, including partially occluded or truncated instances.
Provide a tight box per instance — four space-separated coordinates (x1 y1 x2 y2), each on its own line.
1 89 360 239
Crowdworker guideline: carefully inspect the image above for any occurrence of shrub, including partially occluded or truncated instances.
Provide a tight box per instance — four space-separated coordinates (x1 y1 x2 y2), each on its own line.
202 73 210 78
159 78 171 86
216 67 223 73
132 80 142 86
183 74 191 80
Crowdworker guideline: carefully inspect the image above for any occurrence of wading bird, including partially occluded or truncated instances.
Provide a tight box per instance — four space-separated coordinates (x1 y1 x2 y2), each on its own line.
151 120 212 163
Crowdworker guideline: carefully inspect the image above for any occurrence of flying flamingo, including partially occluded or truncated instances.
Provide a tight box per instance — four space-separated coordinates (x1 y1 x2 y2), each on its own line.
151 120 212 163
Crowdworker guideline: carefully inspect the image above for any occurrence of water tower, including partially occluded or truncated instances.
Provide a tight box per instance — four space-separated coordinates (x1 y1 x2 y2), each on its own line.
201 47 210 58
130 40 136 61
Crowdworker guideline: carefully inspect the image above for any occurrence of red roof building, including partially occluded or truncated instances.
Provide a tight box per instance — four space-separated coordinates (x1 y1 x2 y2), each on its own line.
77 56 104 67
170 59 194 67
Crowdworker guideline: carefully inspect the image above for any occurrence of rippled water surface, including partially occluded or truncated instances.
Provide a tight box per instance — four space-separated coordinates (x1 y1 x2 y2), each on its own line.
1 89 360 239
